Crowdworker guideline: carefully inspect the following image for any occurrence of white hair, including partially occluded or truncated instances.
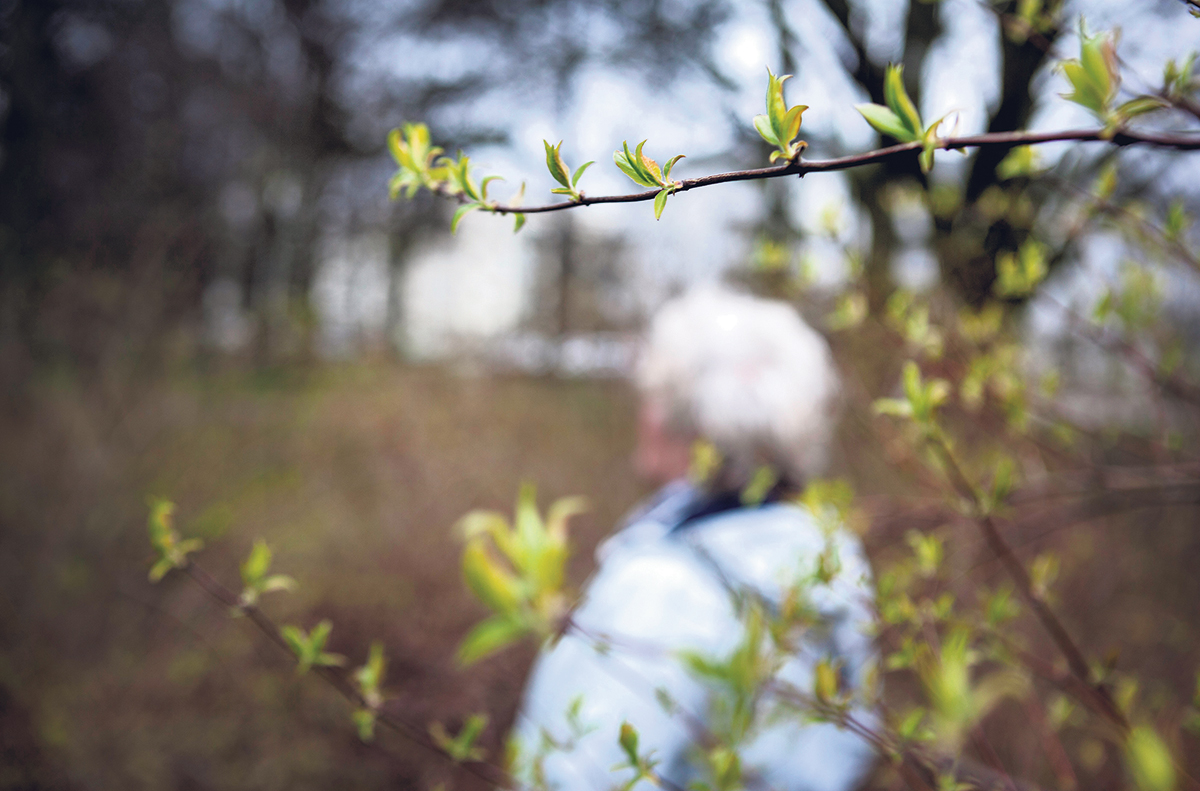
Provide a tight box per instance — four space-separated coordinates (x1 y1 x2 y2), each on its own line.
636 285 840 489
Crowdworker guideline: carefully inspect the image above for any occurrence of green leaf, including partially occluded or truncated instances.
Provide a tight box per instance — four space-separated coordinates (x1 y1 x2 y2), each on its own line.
1060 27 1120 119
897 708 929 741
784 104 807 143
430 714 489 762
856 104 914 141
1116 96 1168 121
457 615 528 665
260 574 297 595
654 188 670 220
985 586 1020 625
752 114 779 146
451 203 481 234
1079 29 1116 105
241 539 272 587
614 141 659 188
571 161 595 188
996 146 1039 180
740 465 778 506
513 213 526 233
310 620 333 652
462 541 523 614
827 291 867 330
662 154 685 182
873 397 913 418
634 140 662 184
146 498 203 581
353 709 377 742
280 625 305 655
906 531 944 578
316 651 346 668
766 69 791 142
814 658 841 703
149 558 174 583
355 641 387 696
1029 552 1060 600
618 722 640 766
1062 62 1107 114
1125 726 1176 791
993 238 1048 298
387 127 410 169
919 139 936 174
884 64 923 138
544 140 571 188
479 175 503 201
546 496 587 543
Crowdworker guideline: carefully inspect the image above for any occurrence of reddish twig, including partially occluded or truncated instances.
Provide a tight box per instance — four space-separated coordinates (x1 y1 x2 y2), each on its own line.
441 128 1200 216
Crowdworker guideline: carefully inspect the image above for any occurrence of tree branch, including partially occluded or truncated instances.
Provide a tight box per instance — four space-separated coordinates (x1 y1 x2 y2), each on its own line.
452 128 1200 217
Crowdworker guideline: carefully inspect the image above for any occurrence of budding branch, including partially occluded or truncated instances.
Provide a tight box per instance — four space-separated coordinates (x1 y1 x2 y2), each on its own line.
451 127 1200 216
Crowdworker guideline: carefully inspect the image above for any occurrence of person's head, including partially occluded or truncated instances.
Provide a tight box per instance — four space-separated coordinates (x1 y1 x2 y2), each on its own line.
634 284 840 492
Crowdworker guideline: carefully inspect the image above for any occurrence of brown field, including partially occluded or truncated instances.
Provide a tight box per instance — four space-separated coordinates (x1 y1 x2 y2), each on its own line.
2 357 1197 790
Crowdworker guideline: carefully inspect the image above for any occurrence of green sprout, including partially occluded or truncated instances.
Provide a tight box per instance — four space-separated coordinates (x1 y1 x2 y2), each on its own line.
874 360 952 426
147 498 203 582
752 68 809 163
1059 24 1167 133
544 140 594 203
429 714 489 762
613 140 685 219
455 485 587 664
387 122 448 199
238 539 297 608
352 642 388 741
856 64 954 173
280 620 346 675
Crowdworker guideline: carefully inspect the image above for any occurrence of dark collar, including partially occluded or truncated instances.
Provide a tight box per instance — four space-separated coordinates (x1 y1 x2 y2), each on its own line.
624 478 793 535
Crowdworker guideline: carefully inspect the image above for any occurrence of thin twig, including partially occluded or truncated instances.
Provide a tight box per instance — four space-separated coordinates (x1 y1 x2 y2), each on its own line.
1041 293 1200 405
452 128 1200 216
181 561 519 789
1045 171 1200 275
925 439 1131 733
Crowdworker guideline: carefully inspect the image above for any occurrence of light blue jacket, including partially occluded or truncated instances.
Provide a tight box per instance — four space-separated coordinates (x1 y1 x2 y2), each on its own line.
513 481 878 791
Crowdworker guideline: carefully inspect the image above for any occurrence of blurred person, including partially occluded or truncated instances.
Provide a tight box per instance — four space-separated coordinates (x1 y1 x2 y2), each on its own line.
512 285 878 791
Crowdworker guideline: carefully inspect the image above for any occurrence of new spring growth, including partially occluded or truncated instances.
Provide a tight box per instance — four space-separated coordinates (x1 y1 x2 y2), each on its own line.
613 140 685 219
280 620 346 675
388 123 525 232
429 714 489 762
387 122 446 199
352 642 388 742
615 721 660 788
147 498 203 582
455 485 587 665
873 361 952 426
238 539 297 609
856 64 954 173
437 152 524 233
1059 24 1167 134
544 140 594 203
752 68 808 163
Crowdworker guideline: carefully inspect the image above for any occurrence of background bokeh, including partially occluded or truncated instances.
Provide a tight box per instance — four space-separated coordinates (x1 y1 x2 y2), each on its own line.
2 0 1199 788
